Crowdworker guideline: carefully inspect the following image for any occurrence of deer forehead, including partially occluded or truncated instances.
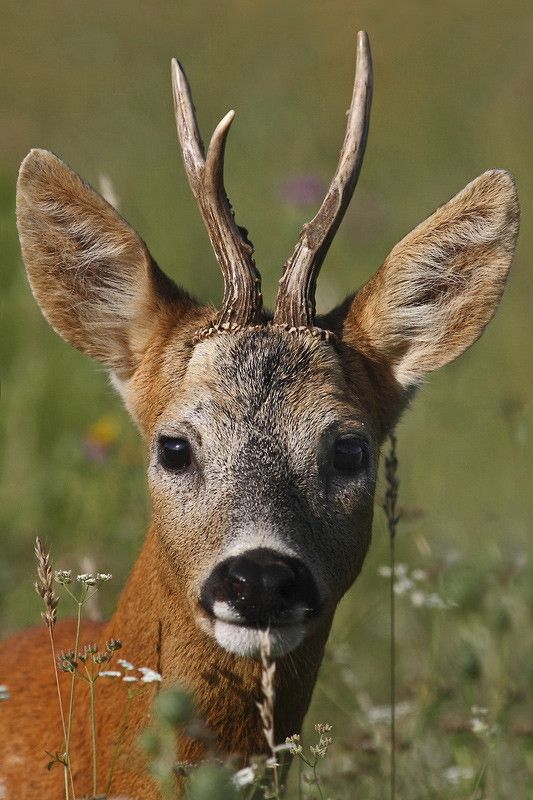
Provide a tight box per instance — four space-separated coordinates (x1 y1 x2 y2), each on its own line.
141 327 375 445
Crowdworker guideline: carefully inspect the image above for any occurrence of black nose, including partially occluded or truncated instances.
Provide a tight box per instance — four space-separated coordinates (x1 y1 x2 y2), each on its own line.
201 548 321 627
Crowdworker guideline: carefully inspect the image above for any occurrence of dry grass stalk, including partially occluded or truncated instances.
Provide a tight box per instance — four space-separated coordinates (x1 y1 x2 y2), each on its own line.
34 536 59 629
34 537 74 799
383 432 400 540
256 629 280 795
382 433 400 800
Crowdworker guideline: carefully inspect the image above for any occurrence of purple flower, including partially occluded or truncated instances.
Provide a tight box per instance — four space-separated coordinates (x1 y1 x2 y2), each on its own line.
279 174 326 208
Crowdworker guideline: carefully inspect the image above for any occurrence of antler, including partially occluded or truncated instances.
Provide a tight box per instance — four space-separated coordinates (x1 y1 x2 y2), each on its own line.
171 60 262 334
273 31 373 331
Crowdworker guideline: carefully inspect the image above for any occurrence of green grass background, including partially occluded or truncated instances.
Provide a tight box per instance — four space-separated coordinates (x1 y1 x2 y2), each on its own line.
1 1 532 796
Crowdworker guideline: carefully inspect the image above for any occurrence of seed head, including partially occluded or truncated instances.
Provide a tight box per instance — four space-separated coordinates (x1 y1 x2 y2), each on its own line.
55 570 72 585
76 573 97 586
34 537 59 629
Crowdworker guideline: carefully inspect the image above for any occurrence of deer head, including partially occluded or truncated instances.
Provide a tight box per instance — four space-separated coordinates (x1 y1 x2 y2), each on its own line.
16 33 518 662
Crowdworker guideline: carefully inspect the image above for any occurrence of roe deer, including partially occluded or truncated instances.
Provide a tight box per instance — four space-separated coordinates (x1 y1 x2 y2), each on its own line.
0 31 519 799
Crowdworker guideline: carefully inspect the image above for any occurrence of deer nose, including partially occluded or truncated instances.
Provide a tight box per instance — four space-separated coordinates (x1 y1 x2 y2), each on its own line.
201 548 321 627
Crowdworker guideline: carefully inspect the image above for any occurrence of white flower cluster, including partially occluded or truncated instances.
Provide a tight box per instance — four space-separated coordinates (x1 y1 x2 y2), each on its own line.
310 723 333 759
285 733 303 755
443 765 475 785
366 700 412 724
232 748 290 789
99 658 162 684
232 765 256 787
77 573 112 586
0 685 10 702
377 563 453 609
54 570 113 586
469 705 496 737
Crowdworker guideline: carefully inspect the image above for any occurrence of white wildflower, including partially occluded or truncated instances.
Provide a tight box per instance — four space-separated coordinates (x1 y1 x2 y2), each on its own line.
443 765 474 785
96 573 112 582
99 670 122 679
424 593 449 609
76 573 97 586
367 701 412 724
117 658 135 671
122 676 138 683
471 718 489 735
412 569 428 581
378 563 409 579
55 570 72 585
285 734 302 755
232 766 256 787
0 685 10 701
471 705 488 716
274 742 294 753
393 576 414 595
314 723 332 734
410 590 452 609
410 590 426 607
340 668 357 688
138 667 162 684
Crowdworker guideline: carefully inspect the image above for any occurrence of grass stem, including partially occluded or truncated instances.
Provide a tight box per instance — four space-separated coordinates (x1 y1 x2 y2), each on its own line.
383 432 400 800
65 597 83 798
312 760 325 800
89 675 97 797
48 626 70 800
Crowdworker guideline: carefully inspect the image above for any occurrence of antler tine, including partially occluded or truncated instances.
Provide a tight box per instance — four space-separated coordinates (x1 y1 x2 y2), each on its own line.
273 31 373 330
171 59 262 333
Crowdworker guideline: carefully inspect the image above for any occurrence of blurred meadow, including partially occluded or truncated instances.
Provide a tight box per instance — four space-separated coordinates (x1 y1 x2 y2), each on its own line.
1 0 533 797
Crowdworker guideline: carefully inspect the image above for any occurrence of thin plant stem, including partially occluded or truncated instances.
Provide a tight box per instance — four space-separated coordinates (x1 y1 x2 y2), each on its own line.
312 760 325 800
34 538 73 800
389 521 396 800
382 432 400 800
63 766 69 800
65 595 84 799
48 626 70 800
105 688 135 795
89 675 98 797
470 755 488 799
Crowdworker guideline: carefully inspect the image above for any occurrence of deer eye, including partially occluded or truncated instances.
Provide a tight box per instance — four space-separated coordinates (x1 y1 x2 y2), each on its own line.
159 437 192 471
333 437 367 473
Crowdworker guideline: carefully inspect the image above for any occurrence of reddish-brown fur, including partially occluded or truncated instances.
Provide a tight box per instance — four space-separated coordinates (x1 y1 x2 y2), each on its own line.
0 74 519 800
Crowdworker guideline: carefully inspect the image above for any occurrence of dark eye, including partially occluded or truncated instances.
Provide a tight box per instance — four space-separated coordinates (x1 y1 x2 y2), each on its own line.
159 437 192 471
333 437 367 473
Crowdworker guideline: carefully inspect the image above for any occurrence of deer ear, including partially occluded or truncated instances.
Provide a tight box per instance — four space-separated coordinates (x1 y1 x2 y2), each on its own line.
17 149 198 378
335 170 519 389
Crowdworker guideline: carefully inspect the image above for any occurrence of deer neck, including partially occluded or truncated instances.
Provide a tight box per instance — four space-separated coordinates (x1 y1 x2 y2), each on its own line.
104 526 332 762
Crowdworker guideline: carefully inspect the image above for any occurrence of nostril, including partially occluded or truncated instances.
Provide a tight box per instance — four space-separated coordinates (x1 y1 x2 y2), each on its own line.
227 558 258 585
222 557 259 601
262 561 296 598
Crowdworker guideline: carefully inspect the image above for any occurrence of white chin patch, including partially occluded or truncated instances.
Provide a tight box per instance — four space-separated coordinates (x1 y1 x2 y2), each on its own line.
213 620 306 658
